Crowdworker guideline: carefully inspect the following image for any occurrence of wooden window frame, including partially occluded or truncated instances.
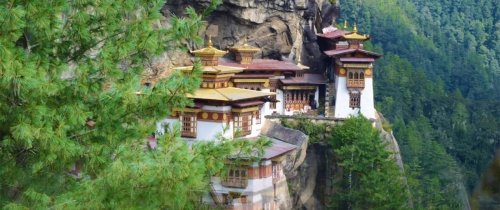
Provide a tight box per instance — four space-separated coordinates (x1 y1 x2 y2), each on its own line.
255 109 261 124
349 92 361 108
272 162 281 183
180 113 197 138
234 113 252 136
347 69 365 88
221 167 248 188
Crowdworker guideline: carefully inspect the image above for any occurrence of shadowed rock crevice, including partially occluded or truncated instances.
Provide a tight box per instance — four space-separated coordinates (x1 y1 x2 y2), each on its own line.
162 0 340 72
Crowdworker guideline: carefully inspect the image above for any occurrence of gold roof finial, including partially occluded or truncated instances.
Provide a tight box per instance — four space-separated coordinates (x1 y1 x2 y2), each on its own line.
190 35 227 58
342 22 369 40
344 20 348 29
229 36 260 53
296 55 309 70
243 36 249 47
207 35 213 47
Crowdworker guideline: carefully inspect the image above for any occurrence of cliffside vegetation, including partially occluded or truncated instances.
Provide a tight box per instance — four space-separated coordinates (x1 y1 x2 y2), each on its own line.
0 0 269 209
283 117 409 209
340 0 500 208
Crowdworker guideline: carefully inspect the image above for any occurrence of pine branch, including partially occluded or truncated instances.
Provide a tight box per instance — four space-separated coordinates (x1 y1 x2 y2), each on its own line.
66 31 124 63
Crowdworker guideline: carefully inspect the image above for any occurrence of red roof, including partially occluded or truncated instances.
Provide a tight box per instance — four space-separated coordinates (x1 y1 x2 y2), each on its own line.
339 57 375 63
262 139 297 159
317 29 350 39
324 48 381 58
232 74 274 78
229 138 296 160
280 73 327 85
324 48 356 56
220 59 301 71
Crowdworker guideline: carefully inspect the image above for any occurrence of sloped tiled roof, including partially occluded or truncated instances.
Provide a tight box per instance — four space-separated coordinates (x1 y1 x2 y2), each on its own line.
220 59 301 71
187 87 274 101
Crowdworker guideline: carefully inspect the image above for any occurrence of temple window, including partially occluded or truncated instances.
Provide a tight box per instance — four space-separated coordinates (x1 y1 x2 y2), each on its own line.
349 92 361 108
255 109 261 124
270 89 277 109
347 69 365 88
180 113 197 138
234 113 252 136
222 167 248 188
272 162 281 183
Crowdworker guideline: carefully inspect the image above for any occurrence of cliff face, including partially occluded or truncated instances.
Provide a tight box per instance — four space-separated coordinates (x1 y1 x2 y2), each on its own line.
160 2 385 209
262 121 336 210
162 0 340 72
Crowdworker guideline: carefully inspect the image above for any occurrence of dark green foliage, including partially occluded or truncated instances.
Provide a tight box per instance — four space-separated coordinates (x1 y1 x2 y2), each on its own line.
281 118 328 143
0 0 271 209
281 117 409 209
328 117 409 210
341 0 500 208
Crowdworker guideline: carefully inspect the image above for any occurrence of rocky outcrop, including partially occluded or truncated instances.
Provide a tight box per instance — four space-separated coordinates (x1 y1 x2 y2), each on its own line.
471 150 500 210
375 112 405 171
162 0 340 72
261 121 309 171
262 121 337 210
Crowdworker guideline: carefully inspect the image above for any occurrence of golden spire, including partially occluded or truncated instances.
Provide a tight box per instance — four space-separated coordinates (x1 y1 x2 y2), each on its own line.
190 35 227 66
342 22 369 40
229 36 260 53
229 36 260 65
344 20 348 29
243 36 249 47
207 35 213 47
296 55 309 70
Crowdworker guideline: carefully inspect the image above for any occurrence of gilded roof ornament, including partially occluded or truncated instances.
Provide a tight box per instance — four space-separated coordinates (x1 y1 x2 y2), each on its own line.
230 36 261 53
343 20 348 29
190 35 228 57
296 56 310 70
342 23 370 40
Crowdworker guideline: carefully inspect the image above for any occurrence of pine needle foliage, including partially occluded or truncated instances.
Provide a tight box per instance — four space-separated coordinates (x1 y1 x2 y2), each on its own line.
328 117 409 210
0 0 269 209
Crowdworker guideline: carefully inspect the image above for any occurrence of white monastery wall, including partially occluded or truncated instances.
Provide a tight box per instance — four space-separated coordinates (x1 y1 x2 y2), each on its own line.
314 86 320 106
276 89 285 115
360 78 376 120
156 118 178 135
197 121 229 140
334 76 356 119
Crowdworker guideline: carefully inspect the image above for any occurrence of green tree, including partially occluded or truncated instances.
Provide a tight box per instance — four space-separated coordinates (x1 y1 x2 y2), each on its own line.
0 0 270 208
328 117 409 210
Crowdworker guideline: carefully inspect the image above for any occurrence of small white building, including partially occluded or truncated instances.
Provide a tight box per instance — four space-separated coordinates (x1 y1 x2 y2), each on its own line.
155 39 297 210
220 42 327 117
319 24 382 120
156 38 274 141
204 139 296 210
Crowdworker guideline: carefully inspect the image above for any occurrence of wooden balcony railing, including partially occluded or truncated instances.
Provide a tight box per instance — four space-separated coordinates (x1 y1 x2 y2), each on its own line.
347 79 364 88
221 178 248 188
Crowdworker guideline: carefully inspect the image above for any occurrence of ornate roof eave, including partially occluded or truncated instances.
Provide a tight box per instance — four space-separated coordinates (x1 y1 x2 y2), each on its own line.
190 37 228 57
230 44 261 53
229 37 261 53
296 57 310 70
173 65 245 75
342 33 370 41
342 23 370 41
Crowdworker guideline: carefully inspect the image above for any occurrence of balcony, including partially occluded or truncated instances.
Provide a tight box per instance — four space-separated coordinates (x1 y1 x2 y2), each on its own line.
347 79 364 88
221 178 248 188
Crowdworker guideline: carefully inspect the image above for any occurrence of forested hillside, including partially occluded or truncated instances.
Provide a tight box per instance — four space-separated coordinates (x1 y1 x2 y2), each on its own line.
340 0 500 208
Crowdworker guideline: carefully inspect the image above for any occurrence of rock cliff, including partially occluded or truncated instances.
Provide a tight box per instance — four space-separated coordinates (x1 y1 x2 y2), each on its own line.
162 0 340 72
262 121 335 210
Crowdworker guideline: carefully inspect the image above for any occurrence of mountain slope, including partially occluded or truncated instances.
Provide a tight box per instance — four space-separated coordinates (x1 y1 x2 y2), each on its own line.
340 0 500 208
